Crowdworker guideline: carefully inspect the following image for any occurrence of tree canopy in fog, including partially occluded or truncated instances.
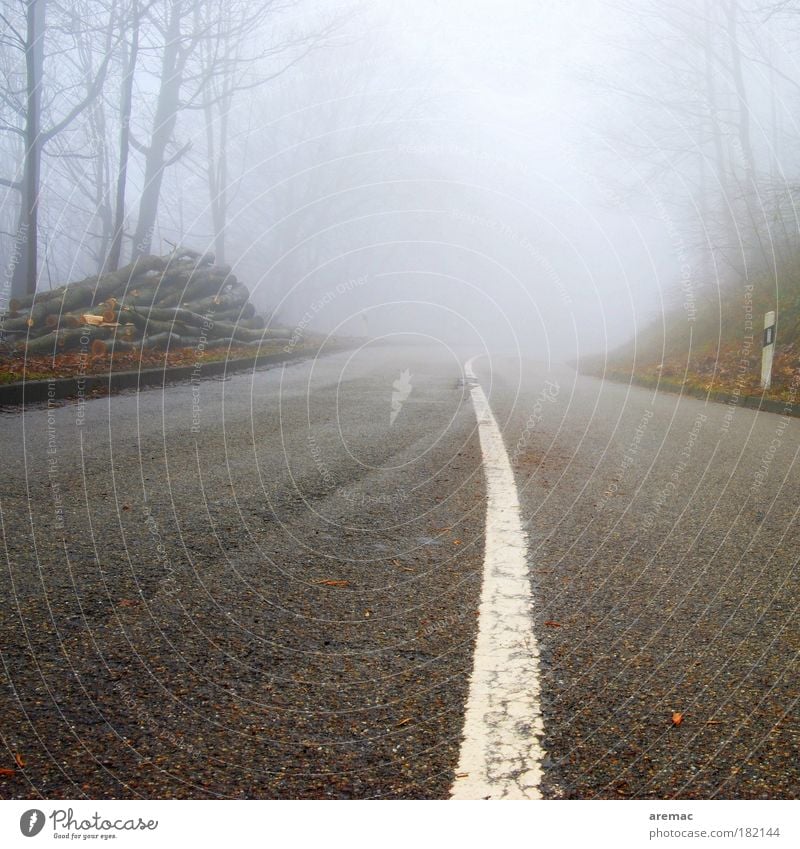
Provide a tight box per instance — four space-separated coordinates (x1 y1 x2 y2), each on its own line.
2 0 800 356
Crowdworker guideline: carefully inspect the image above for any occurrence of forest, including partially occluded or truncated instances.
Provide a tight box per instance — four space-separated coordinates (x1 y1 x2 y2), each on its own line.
2 1 800 376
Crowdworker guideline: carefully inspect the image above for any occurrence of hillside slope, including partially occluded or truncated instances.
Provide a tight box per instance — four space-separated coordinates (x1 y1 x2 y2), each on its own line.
582 266 800 406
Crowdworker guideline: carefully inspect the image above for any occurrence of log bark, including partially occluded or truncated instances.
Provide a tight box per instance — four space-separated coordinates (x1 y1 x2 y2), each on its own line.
120 305 216 328
204 337 293 350
103 339 140 355
1 314 34 333
23 326 112 355
12 254 168 313
182 305 249 323
155 271 236 307
121 311 196 338
203 321 290 343
140 331 183 349
184 283 250 314
115 287 160 308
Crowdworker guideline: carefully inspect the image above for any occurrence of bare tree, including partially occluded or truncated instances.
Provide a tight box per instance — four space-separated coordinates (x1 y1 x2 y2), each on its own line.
127 0 342 264
127 0 195 260
586 0 794 292
106 0 143 271
197 0 336 264
0 0 115 296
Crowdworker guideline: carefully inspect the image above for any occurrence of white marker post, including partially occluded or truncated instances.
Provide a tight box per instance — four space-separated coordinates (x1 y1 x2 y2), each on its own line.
761 310 776 389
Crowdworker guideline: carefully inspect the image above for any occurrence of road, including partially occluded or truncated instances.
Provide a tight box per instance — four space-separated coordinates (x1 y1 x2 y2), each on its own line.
0 344 798 799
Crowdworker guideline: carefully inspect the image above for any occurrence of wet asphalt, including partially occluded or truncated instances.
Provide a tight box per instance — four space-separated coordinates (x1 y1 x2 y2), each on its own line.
1 344 797 799
475 355 799 800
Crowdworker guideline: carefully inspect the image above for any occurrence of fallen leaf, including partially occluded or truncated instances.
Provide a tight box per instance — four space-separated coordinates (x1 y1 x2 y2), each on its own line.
14 753 24 768
118 599 137 607
364 610 372 618
672 712 684 726
0 768 15 777
313 579 349 587
544 620 562 627
453 539 462 545
396 717 412 727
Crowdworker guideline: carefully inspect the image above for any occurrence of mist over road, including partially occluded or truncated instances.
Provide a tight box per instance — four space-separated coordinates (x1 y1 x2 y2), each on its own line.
0 345 797 799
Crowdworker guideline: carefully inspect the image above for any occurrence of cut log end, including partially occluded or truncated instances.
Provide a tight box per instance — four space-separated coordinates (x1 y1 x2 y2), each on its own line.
11 251 281 360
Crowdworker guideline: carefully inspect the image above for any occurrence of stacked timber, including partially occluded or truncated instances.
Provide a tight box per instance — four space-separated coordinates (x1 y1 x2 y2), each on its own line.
1 248 291 356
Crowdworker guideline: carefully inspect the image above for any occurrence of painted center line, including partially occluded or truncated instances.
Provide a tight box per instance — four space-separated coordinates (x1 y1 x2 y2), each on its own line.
450 356 545 800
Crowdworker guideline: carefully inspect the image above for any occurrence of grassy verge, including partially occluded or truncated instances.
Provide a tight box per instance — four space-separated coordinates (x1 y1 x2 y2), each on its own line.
0 341 308 386
581 266 800 406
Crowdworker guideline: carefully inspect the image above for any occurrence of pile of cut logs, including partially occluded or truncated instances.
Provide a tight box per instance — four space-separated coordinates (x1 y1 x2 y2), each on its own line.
1 248 290 356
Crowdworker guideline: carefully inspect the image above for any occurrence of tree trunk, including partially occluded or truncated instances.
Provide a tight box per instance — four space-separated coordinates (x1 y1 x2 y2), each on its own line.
24 325 112 356
204 75 233 265
725 0 757 190
130 0 185 261
11 0 47 298
724 0 769 269
87 71 112 269
107 0 140 272
703 0 727 194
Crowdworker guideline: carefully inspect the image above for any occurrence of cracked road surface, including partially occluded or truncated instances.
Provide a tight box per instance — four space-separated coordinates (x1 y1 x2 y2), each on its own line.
450 356 544 800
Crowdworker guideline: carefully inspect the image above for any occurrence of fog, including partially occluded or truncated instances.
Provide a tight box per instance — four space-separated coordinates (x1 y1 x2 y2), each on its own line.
3 0 798 361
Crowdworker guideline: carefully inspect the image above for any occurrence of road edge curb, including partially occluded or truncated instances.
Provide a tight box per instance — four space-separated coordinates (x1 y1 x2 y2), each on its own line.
0 343 351 407
582 371 800 418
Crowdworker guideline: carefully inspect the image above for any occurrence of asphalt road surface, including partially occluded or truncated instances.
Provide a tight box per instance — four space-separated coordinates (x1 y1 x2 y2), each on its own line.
0 343 798 799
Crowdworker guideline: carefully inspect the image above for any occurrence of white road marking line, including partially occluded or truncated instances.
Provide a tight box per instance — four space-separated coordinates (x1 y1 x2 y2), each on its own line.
450 357 545 800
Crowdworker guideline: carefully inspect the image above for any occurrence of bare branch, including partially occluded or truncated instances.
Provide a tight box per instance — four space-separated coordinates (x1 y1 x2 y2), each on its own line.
163 139 192 167
40 46 116 144
0 12 27 50
128 132 150 156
